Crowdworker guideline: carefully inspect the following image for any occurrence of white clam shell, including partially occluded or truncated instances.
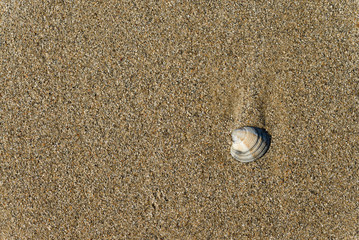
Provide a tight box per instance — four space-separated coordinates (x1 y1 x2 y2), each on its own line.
230 126 271 162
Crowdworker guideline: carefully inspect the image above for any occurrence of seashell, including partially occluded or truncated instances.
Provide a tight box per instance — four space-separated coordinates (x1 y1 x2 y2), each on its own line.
230 126 271 163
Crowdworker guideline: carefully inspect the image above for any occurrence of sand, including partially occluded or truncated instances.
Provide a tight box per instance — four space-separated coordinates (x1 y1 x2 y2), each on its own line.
1 1 358 239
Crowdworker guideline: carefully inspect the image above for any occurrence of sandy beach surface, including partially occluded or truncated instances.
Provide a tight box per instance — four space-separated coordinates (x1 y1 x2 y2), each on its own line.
1 1 358 239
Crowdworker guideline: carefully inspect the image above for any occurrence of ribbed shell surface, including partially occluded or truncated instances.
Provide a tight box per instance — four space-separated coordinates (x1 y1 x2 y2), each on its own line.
230 127 271 163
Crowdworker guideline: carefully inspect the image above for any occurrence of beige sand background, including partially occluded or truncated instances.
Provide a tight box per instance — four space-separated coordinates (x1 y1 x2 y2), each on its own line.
1 1 358 239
